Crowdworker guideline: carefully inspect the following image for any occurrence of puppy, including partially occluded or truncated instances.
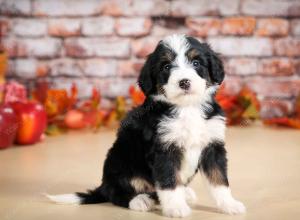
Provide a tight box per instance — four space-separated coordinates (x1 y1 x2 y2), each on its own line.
47 34 246 218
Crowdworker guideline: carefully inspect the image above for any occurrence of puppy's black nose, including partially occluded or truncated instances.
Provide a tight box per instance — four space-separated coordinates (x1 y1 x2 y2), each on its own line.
179 79 191 90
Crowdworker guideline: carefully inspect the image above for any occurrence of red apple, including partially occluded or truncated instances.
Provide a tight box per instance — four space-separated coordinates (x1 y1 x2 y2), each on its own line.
0 104 18 149
11 101 47 145
64 109 85 129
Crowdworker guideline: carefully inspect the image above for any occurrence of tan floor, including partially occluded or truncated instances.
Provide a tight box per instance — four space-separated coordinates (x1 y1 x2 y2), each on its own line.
0 125 300 220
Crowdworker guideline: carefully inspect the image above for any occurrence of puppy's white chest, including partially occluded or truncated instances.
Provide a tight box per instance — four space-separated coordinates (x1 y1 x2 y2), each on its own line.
158 107 209 149
158 106 226 184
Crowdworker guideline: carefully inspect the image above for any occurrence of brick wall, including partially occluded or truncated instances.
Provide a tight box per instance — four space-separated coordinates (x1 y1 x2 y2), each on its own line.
1 0 300 118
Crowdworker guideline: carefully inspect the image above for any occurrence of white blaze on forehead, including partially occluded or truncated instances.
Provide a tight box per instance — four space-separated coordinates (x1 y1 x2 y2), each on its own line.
162 34 189 55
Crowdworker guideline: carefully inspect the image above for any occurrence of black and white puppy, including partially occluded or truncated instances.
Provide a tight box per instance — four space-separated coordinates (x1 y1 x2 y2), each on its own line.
47 34 246 218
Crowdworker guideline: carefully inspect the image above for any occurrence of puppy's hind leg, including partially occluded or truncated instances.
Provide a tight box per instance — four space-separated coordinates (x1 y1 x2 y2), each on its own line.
200 142 246 215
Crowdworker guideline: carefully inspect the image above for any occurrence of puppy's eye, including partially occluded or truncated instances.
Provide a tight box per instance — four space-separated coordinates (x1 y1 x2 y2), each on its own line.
163 63 171 71
192 60 200 68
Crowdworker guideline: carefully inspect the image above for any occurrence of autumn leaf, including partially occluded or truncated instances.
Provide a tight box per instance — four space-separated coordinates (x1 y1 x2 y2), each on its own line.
31 80 49 103
216 84 260 125
44 89 69 118
129 85 145 106
103 110 118 128
69 83 78 109
116 96 126 121
79 87 101 112
263 118 300 129
295 95 300 118
45 124 66 136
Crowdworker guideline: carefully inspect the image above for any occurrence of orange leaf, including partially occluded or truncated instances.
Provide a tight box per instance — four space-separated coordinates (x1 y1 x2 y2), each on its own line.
129 85 145 106
263 117 300 129
45 89 69 117
69 83 78 109
295 95 300 118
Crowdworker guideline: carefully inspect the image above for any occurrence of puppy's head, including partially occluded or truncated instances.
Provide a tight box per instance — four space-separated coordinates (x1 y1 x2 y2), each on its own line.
138 34 224 106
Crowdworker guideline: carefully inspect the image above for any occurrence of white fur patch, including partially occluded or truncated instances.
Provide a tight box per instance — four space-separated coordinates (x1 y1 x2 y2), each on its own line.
184 187 197 205
180 146 202 184
163 34 189 56
158 106 225 149
129 194 155 212
45 193 81 204
157 186 191 218
206 115 226 141
207 185 246 214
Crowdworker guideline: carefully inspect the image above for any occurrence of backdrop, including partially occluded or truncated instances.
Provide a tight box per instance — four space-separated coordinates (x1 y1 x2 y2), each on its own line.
1 0 300 119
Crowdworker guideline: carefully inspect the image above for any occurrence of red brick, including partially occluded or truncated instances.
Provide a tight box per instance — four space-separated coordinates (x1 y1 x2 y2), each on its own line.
24 38 62 58
50 59 83 77
116 18 152 37
48 19 81 37
218 0 240 16
0 19 10 36
152 25 189 37
294 59 300 76
186 17 221 37
208 37 273 57
260 98 293 119
258 58 294 76
13 59 49 78
117 60 144 77
82 17 114 36
131 37 161 58
0 0 31 16
256 19 289 37
14 59 37 79
102 0 170 16
242 0 300 17
246 78 300 98
171 0 218 16
64 38 131 58
4 38 61 58
13 19 47 37
171 0 239 16
274 38 300 57
221 17 256 36
291 19 300 36
3 39 27 58
224 58 258 75
6 60 15 77
80 59 117 77
33 0 102 17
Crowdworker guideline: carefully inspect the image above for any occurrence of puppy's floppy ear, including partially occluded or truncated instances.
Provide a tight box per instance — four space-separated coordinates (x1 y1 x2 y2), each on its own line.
138 53 155 95
206 45 225 85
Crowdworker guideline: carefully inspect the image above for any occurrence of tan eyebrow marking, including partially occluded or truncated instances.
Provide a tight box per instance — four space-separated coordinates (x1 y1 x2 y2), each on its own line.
186 48 200 61
161 50 176 62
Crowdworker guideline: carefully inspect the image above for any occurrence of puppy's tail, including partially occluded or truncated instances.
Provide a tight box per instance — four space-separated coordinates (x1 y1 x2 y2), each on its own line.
45 185 108 205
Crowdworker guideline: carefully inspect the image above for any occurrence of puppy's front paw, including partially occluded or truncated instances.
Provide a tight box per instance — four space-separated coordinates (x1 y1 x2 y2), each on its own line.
163 202 191 218
184 187 197 205
218 199 246 215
